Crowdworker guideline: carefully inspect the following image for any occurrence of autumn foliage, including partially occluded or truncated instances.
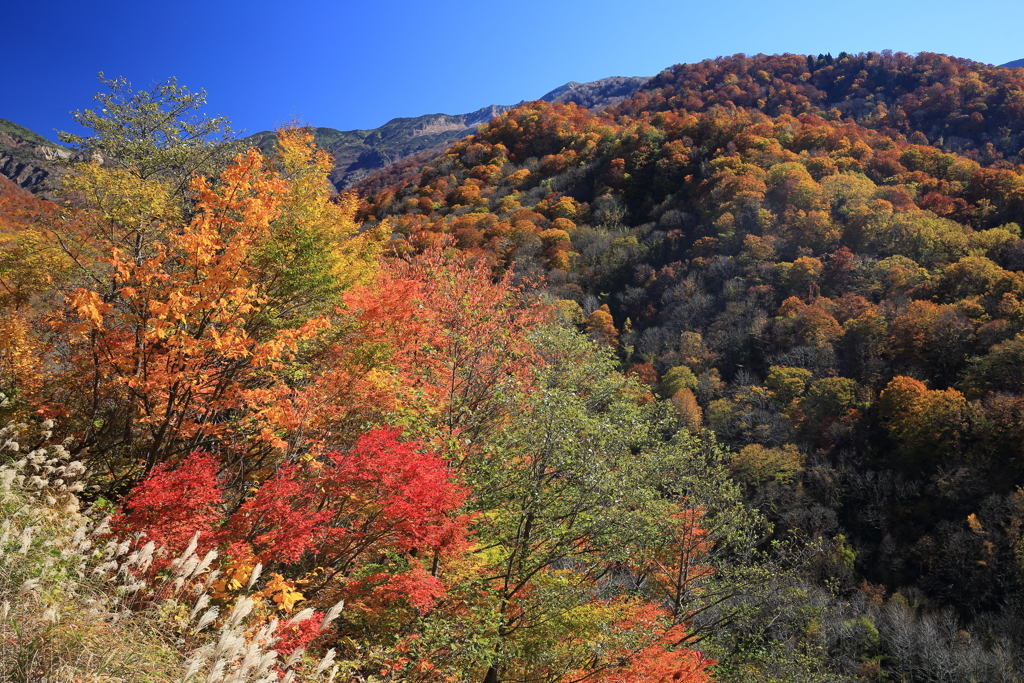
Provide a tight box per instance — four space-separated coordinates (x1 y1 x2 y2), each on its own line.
113 428 467 615
20 53 1024 681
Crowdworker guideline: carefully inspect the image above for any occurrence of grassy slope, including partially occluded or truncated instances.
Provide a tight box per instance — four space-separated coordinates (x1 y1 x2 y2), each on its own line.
0 118 63 147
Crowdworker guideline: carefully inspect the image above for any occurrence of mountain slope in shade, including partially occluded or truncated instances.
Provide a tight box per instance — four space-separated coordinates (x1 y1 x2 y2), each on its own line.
0 118 71 193
246 103 521 191
1003 58 1024 68
247 76 649 190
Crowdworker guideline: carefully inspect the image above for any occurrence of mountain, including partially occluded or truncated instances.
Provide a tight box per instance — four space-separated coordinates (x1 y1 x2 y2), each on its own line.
246 76 648 190
246 103 522 191
0 118 71 193
355 53 1024 673
538 76 649 110
12 51 1024 681
1003 58 1024 68
1 76 649 195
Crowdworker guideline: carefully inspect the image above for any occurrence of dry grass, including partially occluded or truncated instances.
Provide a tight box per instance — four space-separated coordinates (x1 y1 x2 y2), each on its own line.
0 412 343 683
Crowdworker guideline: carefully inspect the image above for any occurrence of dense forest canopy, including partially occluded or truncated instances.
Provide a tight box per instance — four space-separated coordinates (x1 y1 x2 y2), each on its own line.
5 52 1024 682
352 51 1024 680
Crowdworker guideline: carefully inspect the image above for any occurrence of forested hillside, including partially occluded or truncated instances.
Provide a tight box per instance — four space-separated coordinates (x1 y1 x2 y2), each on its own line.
5 52 1024 682
245 76 649 190
353 51 1024 680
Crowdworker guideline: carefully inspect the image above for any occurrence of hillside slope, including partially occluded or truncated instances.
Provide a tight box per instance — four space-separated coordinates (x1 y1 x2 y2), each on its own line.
357 52 1024 654
247 76 648 190
0 118 71 193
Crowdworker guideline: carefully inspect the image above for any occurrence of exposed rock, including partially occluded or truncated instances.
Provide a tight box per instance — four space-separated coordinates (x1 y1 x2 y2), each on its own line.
3 75 652 195
247 75 650 191
0 121 72 194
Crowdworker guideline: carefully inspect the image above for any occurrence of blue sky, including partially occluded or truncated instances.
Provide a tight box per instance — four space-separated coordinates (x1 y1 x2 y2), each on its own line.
5 0 1023 144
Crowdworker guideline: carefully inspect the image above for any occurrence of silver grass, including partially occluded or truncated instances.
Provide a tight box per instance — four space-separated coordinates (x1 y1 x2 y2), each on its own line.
69 524 88 548
176 555 201 581
320 599 345 631
135 540 156 573
213 629 246 661
190 594 211 621
253 650 279 676
173 532 201 572
203 569 222 591
235 642 263 676
288 608 315 626
92 560 119 576
283 647 304 670
192 549 219 579
194 606 220 633
91 516 111 537
254 618 279 647
314 648 336 676
227 596 255 627
204 659 226 683
245 562 263 590
182 654 208 682
18 525 35 553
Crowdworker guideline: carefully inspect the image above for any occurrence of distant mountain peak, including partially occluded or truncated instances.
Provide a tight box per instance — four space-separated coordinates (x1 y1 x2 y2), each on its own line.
247 75 651 190
539 77 649 110
539 81 584 101
2 75 652 194
1001 59 1024 68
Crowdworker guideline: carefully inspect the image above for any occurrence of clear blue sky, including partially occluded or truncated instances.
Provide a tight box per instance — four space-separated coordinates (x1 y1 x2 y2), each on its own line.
4 0 1023 144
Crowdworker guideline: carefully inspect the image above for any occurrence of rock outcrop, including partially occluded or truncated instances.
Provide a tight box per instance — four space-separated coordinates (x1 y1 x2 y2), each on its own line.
247 75 650 190
0 123 71 194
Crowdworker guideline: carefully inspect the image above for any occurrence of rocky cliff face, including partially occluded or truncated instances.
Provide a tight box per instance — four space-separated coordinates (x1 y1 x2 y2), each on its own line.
0 123 71 194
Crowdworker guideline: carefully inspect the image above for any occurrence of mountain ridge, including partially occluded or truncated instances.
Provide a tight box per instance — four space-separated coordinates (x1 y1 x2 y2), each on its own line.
0 118 71 194
245 76 648 190
0 76 648 194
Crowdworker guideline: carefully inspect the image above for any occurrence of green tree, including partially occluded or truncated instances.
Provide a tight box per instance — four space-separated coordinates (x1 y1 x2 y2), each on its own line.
466 325 763 682
58 73 239 200
660 365 699 398
765 366 813 407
